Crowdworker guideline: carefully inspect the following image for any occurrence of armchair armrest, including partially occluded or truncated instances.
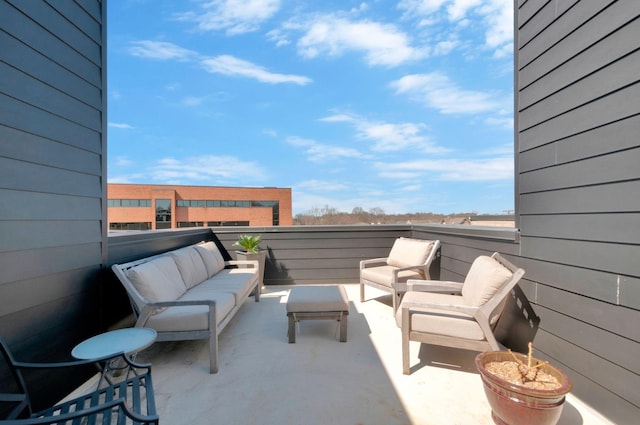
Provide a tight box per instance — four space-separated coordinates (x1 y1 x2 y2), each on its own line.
360 257 388 269
405 280 463 294
401 300 478 317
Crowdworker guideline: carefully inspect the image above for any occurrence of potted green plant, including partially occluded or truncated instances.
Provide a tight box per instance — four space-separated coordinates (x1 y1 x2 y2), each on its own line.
233 234 266 287
475 342 572 425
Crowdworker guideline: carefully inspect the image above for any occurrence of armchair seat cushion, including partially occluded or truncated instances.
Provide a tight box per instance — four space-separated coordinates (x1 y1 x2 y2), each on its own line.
395 291 486 340
361 265 423 288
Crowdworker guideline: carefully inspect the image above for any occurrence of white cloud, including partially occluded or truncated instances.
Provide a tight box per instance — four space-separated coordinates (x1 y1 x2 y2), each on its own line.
397 0 513 56
201 55 312 85
296 180 350 192
181 96 205 107
108 122 134 129
128 41 197 61
398 0 448 16
178 0 281 35
151 156 267 183
378 156 513 181
286 136 366 163
320 113 447 153
390 72 501 114
279 14 423 67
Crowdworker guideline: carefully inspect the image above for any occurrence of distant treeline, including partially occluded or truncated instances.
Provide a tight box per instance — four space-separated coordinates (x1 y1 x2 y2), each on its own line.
293 205 478 225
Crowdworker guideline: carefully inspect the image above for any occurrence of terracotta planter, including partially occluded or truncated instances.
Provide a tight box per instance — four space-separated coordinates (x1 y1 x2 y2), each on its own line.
475 351 572 425
235 250 266 287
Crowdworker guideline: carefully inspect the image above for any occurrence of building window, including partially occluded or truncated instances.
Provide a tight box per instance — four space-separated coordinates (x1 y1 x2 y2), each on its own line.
178 222 204 228
108 199 151 207
207 221 250 226
109 222 151 231
155 199 171 229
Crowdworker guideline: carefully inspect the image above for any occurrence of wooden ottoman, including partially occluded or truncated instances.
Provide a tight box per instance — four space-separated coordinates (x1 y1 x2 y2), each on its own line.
286 286 349 343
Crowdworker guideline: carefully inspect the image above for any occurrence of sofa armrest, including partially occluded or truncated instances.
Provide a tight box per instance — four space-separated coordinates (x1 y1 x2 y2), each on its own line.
137 299 217 329
225 260 259 269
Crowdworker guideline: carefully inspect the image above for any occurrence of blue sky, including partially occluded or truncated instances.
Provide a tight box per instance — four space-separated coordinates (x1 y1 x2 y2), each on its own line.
107 0 515 216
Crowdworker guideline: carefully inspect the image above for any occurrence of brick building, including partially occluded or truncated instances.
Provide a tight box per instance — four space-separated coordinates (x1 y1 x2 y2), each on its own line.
108 184 292 230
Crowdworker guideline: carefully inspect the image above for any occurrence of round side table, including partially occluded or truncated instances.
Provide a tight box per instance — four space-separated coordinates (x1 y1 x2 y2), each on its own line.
72 328 157 387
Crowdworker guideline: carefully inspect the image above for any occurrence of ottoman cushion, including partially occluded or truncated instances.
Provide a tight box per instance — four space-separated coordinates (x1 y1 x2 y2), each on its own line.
287 286 349 313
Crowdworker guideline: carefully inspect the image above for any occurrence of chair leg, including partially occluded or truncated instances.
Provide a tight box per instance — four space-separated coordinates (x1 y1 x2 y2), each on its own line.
360 282 365 302
402 308 411 375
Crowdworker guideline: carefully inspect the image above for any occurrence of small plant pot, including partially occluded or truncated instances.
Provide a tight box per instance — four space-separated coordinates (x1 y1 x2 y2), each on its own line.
475 351 572 425
235 250 266 287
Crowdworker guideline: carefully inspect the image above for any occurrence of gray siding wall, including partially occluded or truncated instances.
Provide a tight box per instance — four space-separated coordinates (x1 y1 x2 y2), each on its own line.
516 0 640 422
0 0 106 408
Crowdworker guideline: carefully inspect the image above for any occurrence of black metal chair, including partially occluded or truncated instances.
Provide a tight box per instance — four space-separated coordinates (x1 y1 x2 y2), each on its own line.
0 338 158 424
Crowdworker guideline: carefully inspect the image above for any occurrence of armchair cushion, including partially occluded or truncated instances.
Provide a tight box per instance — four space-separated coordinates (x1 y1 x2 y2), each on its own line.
360 265 423 287
195 242 226 278
461 255 512 306
395 291 486 340
170 247 209 289
126 255 187 304
386 238 435 269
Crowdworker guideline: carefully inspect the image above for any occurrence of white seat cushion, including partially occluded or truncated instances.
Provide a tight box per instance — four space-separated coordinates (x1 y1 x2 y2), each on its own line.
361 265 422 288
126 255 187 303
461 256 513 306
386 238 435 269
146 291 236 332
190 269 257 304
195 242 226 278
170 247 209 289
395 291 485 340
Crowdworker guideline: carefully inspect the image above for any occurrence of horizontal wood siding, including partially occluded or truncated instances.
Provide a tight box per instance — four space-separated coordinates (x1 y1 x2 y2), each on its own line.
516 0 640 422
0 0 106 410
214 225 412 285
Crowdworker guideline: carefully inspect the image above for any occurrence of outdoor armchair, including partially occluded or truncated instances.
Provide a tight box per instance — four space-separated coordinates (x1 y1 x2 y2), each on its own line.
0 337 158 424
360 237 440 313
395 252 525 375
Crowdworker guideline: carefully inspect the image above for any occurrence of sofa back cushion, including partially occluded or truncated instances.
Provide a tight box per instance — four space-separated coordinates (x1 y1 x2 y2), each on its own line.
126 255 187 303
461 255 512 306
170 247 209 289
194 242 226 278
386 237 435 269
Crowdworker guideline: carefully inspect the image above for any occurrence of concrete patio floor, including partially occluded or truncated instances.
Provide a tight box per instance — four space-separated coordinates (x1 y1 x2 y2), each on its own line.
133 285 612 425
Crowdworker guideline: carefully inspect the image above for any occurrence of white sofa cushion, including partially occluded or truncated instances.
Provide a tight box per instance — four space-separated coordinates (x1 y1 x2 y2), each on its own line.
386 238 435 269
126 255 187 303
170 247 209 289
193 269 258 304
195 242 226 278
145 291 236 332
461 256 512 306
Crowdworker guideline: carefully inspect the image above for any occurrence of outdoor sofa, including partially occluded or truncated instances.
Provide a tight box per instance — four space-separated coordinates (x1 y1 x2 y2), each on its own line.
112 241 260 373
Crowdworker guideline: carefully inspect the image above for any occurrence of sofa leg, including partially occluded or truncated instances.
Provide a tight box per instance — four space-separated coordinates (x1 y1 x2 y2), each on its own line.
209 334 218 374
359 283 365 303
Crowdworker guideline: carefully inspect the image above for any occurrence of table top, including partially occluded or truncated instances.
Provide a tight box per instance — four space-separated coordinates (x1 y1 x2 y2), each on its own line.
72 328 157 360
